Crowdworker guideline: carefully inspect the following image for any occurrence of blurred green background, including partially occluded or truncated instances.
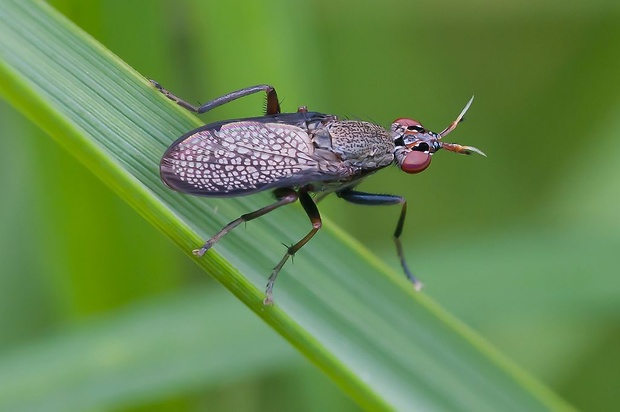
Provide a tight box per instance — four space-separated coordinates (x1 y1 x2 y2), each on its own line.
1 0 619 411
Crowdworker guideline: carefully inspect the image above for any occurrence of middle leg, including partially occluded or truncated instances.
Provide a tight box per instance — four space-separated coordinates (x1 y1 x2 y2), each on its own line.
264 189 322 305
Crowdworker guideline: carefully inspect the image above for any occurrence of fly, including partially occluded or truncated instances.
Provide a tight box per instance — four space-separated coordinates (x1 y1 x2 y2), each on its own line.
152 81 485 304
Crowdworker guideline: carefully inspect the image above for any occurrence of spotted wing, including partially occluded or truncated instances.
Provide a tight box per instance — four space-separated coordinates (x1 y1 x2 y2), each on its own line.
160 121 334 196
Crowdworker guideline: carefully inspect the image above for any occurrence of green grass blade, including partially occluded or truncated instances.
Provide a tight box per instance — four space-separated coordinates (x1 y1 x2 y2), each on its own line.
0 1 574 410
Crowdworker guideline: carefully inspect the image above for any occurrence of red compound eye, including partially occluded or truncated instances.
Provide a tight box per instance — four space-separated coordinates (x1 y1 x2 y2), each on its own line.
394 118 422 128
401 151 432 174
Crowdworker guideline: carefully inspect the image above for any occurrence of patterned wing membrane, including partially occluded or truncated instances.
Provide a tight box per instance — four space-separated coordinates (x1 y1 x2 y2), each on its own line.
160 121 323 196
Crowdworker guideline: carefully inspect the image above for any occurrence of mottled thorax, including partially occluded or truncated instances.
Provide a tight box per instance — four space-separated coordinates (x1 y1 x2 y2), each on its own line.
326 121 395 169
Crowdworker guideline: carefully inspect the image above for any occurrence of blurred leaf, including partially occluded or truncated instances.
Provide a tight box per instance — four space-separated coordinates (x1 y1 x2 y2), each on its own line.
0 1 575 410
547 106 620 228
419 226 620 381
0 288 295 412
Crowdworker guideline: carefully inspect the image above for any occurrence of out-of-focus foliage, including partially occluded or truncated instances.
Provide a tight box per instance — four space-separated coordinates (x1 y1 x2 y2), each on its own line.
0 0 618 411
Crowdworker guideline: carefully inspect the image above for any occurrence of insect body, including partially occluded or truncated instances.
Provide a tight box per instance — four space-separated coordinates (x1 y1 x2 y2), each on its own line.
152 81 484 304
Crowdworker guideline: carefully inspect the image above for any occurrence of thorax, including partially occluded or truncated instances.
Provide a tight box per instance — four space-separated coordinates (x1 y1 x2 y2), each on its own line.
312 120 395 169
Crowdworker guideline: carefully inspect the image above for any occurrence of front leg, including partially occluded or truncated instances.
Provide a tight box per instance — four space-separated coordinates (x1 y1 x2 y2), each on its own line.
336 189 422 291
